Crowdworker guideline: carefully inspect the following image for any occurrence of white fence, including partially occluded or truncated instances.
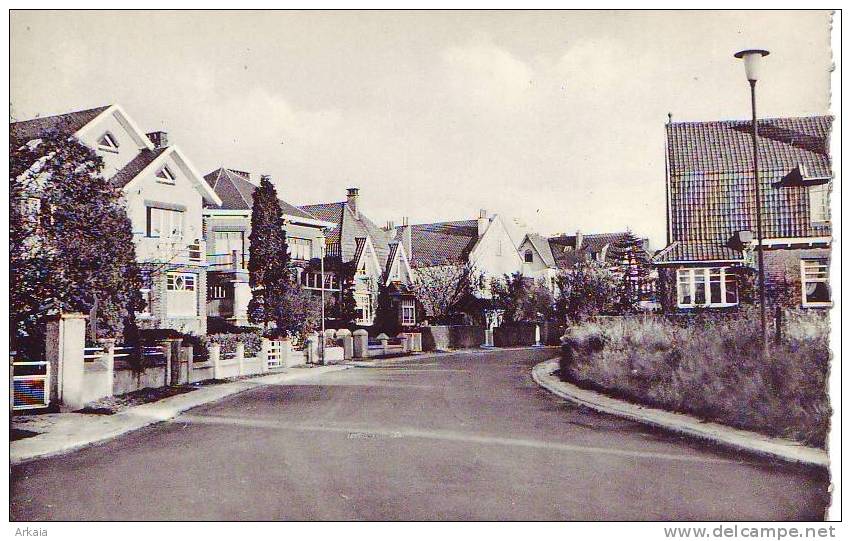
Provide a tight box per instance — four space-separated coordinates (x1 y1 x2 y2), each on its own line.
11 360 50 410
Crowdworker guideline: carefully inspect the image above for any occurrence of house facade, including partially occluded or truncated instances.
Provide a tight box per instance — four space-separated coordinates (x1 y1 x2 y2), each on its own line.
654 116 833 311
11 105 222 335
401 210 524 326
202 168 336 327
301 188 398 327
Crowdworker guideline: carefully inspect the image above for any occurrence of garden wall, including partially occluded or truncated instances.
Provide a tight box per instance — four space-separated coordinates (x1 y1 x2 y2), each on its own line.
421 325 485 351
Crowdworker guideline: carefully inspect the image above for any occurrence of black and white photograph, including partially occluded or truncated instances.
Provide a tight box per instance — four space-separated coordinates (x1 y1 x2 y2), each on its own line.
7 7 842 529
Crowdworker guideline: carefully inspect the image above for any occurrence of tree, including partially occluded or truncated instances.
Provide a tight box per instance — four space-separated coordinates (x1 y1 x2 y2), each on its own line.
608 232 653 313
247 176 289 331
373 282 398 334
554 259 618 323
492 272 555 323
411 262 482 324
337 262 360 326
11 128 142 356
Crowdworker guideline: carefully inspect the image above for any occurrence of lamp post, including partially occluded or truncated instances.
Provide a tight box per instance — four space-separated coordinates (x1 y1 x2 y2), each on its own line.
320 232 327 365
734 48 770 343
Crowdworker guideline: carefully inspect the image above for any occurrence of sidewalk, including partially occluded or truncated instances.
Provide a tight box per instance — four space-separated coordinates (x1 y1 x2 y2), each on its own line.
11 364 350 465
532 358 829 468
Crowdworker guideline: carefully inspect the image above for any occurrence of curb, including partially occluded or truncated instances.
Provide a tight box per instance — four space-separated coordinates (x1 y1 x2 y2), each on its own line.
532 358 829 468
348 346 559 368
11 365 351 466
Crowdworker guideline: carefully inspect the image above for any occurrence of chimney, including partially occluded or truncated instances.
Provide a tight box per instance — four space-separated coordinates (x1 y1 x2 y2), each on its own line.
400 216 412 257
575 230 583 250
346 187 360 219
146 131 168 149
260 174 272 184
477 209 489 237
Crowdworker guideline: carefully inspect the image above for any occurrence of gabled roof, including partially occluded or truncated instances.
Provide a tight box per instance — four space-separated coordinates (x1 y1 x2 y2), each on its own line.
10 105 111 141
204 167 319 222
399 220 480 267
667 115 833 244
547 231 633 268
299 201 391 265
385 242 400 278
653 241 745 265
523 233 556 267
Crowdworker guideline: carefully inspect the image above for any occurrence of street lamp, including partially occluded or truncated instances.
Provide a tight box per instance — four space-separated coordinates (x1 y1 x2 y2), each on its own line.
734 48 770 342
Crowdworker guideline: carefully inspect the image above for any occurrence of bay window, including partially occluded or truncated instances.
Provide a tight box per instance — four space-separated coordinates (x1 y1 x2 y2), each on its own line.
801 258 830 307
676 267 738 308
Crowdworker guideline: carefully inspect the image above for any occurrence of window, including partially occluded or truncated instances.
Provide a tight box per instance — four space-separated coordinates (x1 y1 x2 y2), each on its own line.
400 298 416 326
356 292 373 325
301 272 339 291
288 237 312 260
676 267 738 308
524 250 534 263
808 184 830 224
208 284 227 300
214 230 244 258
801 259 830 307
166 272 196 291
147 207 184 239
97 132 119 151
156 165 177 184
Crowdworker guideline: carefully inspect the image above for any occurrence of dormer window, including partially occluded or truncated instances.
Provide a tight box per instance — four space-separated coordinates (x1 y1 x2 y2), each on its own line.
524 249 534 263
156 165 177 184
97 132 119 152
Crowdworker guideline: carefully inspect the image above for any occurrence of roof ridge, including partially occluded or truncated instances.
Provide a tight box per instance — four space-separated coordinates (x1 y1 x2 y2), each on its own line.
11 104 112 125
668 114 833 127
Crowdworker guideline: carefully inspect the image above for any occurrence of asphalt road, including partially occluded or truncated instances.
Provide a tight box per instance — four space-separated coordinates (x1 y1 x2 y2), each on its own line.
11 348 830 520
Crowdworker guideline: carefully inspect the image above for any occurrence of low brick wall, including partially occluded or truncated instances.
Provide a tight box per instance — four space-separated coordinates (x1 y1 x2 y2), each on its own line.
114 364 168 396
421 325 485 351
493 323 537 347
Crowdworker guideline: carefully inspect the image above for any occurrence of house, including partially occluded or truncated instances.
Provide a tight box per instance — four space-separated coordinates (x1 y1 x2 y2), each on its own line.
399 210 524 326
11 105 222 335
300 188 397 327
654 115 833 311
202 168 336 327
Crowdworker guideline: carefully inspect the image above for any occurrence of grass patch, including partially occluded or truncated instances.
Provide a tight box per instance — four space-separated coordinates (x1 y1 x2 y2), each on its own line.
560 309 831 447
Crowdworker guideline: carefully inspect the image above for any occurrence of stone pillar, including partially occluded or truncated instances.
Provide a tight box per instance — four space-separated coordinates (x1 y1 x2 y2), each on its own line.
482 329 494 348
337 329 353 360
45 313 87 411
260 338 271 373
236 342 245 376
305 332 319 364
398 334 410 353
232 280 251 326
352 329 368 359
99 338 116 398
161 338 183 386
209 344 222 380
534 324 542 347
377 333 389 355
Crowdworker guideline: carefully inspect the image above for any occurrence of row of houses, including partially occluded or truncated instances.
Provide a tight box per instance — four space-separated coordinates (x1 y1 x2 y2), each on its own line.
10 104 833 339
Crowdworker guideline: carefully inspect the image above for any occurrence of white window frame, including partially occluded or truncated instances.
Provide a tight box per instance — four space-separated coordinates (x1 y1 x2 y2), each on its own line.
808 183 830 224
156 165 177 185
400 298 416 326
97 132 120 152
166 272 196 291
287 237 313 261
800 258 831 308
676 267 738 308
355 292 373 325
147 206 184 239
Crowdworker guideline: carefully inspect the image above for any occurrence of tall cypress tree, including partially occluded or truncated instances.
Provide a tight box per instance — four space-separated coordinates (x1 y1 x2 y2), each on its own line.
11 128 142 355
247 177 289 331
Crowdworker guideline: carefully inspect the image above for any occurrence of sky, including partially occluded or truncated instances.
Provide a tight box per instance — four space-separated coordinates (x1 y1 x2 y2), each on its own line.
10 10 833 248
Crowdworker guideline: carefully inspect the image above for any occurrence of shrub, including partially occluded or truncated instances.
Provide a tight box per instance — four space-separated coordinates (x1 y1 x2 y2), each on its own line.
202 330 263 358
559 309 831 447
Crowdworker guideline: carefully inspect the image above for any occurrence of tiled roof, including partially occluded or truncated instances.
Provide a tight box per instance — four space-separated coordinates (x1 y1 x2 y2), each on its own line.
110 147 169 189
11 105 111 142
548 232 633 267
399 220 480 267
525 233 555 267
653 241 745 264
299 201 391 265
204 168 317 221
667 116 833 244
384 242 400 280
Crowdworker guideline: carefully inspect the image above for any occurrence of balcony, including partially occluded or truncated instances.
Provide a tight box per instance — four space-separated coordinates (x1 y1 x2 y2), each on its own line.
135 237 206 266
207 250 248 272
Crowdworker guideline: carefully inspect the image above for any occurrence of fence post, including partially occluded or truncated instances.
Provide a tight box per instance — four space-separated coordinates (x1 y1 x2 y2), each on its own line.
260 338 271 372
100 338 116 399
209 344 222 380
352 329 368 359
45 313 87 411
236 342 245 376
337 329 353 360
377 333 389 355
305 332 319 365
398 334 410 354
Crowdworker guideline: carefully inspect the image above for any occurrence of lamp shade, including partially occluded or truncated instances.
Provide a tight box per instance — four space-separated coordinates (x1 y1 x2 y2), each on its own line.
734 49 770 82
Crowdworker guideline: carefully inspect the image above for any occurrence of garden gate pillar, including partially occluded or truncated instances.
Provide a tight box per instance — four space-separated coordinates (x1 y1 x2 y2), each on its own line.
45 313 87 411
352 329 368 359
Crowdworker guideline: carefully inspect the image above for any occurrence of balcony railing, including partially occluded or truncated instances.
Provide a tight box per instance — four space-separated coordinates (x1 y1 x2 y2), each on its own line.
207 250 247 271
136 237 206 266
324 241 341 258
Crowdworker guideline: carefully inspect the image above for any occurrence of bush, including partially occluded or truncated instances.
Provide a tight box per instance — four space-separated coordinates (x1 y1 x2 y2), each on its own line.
201 330 263 358
559 309 831 447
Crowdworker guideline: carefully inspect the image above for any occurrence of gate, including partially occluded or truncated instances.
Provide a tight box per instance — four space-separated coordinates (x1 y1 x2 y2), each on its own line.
12 360 51 410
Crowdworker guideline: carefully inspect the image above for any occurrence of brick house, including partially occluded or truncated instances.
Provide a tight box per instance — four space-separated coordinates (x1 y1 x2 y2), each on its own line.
202 168 336 327
11 104 222 335
654 115 833 311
